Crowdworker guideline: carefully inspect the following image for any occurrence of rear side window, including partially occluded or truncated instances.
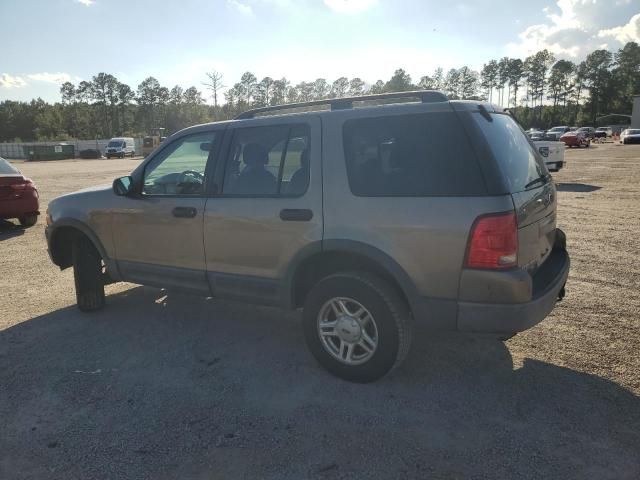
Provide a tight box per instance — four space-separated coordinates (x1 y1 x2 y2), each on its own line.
343 112 486 196
473 113 546 193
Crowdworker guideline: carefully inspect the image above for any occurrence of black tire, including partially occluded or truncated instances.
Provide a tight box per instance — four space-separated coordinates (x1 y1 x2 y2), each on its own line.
72 236 105 312
303 271 412 383
106 155 111 159
19 214 38 227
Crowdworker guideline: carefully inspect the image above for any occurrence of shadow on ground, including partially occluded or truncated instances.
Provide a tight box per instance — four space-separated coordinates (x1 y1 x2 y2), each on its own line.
556 182 602 193
0 219 25 240
1 287 638 479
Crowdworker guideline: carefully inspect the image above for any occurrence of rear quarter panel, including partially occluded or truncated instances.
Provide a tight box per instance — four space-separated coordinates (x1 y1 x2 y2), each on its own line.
321 107 515 300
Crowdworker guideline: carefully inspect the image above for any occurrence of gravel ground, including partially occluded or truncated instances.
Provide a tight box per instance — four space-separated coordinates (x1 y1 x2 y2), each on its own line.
1 145 639 479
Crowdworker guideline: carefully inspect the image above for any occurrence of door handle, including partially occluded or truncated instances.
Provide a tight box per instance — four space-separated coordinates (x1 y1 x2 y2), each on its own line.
172 206 197 218
280 209 313 222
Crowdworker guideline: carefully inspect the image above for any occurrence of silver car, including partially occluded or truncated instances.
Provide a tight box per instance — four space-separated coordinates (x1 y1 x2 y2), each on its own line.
46 91 570 382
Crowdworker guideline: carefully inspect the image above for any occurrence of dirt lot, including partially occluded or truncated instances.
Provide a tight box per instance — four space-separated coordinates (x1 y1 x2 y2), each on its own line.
1 145 639 479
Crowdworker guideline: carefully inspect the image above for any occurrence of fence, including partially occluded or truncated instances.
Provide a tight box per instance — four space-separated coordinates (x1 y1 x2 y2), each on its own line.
0 138 144 160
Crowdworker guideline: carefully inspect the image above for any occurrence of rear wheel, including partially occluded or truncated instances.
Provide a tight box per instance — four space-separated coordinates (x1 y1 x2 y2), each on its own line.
303 271 412 383
19 214 38 227
72 236 105 312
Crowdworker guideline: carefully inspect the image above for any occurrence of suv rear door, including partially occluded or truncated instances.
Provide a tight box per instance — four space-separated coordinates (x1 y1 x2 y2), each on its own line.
471 111 556 273
203 115 322 305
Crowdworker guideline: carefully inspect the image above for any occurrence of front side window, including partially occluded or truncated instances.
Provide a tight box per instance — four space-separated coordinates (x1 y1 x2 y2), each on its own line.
343 112 485 196
143 131 215 195
222 123 310 196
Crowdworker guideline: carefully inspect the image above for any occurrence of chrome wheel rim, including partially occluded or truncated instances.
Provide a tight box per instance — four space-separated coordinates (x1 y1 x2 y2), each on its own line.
317 297 378 365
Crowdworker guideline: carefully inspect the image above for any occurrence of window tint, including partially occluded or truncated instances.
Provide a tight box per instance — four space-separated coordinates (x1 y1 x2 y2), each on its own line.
222 124 310 196
143 131 215 195
0 158 19 174
473 113 546 193
343 112 485 196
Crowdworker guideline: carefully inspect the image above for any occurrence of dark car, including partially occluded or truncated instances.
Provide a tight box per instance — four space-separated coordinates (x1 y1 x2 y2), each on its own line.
577 127 596 139
560 131 590 148
0 158 39 227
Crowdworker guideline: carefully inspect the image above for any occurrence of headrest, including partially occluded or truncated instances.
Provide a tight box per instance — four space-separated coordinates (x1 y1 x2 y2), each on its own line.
243 143 268 166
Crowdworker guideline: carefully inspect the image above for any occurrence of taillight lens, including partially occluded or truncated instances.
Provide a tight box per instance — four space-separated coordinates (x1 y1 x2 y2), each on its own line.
466 212 518 269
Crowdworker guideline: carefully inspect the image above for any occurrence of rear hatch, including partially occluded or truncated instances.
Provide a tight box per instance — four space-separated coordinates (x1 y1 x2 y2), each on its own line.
471 111 556 274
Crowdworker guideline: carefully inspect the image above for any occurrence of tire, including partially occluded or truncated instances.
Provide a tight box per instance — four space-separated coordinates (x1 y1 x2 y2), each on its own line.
302 271 412 383
72 236 105 312
19 214 38 227
106 155 111 159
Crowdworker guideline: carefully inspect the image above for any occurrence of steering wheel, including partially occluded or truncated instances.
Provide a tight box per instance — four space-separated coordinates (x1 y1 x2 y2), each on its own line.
177 170 204 194
178 170 204 182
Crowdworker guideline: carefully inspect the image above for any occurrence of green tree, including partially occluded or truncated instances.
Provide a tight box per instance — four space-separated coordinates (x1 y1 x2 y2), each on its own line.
480 60 499 102
384 69 413 92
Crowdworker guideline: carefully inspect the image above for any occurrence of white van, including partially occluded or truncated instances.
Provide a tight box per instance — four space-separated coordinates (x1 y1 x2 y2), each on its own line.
106 137 135 158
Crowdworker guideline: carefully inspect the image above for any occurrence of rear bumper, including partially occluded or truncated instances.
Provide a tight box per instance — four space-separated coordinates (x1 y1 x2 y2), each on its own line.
0 195 39 220
457 243 570 334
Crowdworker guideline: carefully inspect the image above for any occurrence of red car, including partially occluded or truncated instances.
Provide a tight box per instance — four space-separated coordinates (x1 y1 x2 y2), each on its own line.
0 157 39 227
560 131 590 148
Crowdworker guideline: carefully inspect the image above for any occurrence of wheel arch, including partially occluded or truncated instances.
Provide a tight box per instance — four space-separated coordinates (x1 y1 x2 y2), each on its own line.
284 240 419 314
48 218 109 271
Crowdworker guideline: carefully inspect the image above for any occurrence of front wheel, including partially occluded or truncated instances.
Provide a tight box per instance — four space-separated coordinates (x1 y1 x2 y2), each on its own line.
303 271 412 383
72 236 105 312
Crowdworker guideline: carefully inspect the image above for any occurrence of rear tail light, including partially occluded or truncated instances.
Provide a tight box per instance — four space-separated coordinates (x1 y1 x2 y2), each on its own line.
0 176 33 198
465 212 518 269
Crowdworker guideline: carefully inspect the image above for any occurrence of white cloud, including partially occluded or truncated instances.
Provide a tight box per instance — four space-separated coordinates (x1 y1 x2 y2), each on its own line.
598 13 640 43
0 74 27 88
323 0 376 14
27 72 72 84
76 0 95 5
507 0 639 59
227 0 253 15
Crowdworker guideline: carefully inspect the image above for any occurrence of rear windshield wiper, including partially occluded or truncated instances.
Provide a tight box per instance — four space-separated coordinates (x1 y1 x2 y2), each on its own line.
524 174 550 190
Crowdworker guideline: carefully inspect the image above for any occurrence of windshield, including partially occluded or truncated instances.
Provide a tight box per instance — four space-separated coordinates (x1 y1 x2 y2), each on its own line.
626 129 640 134
473 113 547 193
0 158 20 174
108 140 124 148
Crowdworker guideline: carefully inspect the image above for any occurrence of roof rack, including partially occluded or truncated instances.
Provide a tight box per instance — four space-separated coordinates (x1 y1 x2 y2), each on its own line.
234 90 448 120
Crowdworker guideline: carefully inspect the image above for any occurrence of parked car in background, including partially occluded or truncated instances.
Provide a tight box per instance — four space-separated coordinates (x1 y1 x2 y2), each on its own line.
45 92 570 382
560 131 590 148
594 127 613 139
0 157 39 227
577 127 596 139
106 137 135 158
546 126 571 140
526 129 546 141
620 129 640 144
533 140 565 171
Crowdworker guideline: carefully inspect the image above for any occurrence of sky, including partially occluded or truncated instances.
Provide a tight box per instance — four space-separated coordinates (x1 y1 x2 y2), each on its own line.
0 0 638 103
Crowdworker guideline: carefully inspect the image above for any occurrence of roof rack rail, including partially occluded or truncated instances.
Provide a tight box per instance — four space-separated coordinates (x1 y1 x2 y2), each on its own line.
234 90 448 120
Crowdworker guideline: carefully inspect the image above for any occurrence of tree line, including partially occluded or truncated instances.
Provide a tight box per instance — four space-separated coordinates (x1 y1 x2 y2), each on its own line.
0 42 638 142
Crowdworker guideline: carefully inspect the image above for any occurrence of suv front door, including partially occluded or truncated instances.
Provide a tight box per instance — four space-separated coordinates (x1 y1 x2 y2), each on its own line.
112 130 219 294
204 116 322 305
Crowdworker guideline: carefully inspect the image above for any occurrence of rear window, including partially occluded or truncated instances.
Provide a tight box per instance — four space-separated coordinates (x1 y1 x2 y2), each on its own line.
0 158 19 174
342 112 486 196
473 113 547 193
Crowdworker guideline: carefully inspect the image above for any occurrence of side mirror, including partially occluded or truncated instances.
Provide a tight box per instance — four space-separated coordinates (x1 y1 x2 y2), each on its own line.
113 176 133 196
